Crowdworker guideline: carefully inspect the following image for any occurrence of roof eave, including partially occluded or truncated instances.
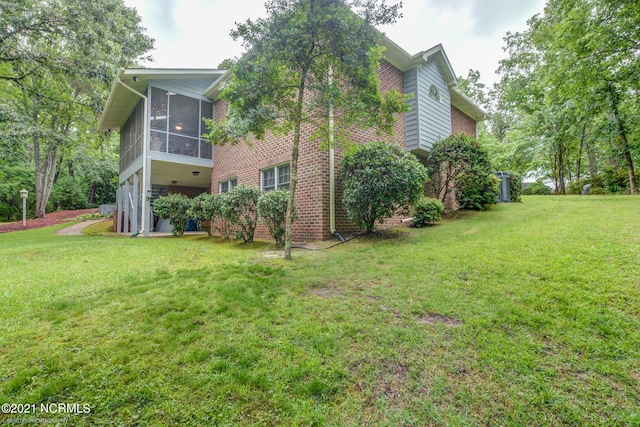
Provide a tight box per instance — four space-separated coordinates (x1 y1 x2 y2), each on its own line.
450 87 487 122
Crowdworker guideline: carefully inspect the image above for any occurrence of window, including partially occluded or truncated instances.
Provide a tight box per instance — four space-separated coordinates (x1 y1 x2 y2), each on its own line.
148 87 213 159
220 178 237 193
429 84 440 102
261 164 290 191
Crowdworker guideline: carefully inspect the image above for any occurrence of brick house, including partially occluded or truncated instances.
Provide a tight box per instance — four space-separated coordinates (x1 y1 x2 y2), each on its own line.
98 36 485 240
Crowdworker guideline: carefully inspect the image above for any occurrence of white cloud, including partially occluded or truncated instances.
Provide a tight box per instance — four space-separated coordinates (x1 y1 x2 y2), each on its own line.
124 0 545 85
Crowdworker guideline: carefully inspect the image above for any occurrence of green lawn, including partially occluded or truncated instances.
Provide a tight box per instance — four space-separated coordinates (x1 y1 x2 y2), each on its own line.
1 196 639 426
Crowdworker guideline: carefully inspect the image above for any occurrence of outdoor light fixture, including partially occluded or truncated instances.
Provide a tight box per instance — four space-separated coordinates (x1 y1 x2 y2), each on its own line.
171 180 178 185
132 76 139 83
174 123 183 131
192 171 200 176
20 189 28 227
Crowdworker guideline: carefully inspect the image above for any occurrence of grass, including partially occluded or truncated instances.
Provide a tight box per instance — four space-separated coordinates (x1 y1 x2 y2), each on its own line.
0 195 639 426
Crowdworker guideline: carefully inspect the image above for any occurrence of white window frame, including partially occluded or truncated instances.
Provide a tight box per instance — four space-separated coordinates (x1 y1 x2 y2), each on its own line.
261 164 290 192
428 84 441 102
219 178 237 193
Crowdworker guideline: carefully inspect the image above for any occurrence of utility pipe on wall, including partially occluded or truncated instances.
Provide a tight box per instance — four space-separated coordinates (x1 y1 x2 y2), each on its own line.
116 75 149 237
328 65 345 243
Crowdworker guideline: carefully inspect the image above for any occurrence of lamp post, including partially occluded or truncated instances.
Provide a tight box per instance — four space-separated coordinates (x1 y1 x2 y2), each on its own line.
20 189 28 227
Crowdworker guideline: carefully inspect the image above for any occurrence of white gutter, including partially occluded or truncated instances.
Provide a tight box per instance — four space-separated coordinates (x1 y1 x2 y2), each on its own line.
116 76 149 237
328 66 345 242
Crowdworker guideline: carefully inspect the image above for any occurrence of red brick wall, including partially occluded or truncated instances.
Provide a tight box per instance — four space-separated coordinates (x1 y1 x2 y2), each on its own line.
211 60 406 242
451 105 477 137
167 185 209 198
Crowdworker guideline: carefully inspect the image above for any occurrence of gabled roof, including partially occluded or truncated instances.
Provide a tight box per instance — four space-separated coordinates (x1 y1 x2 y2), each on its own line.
380 36 485 121
98 69 225 132
380 36 457 87
203 36 484 121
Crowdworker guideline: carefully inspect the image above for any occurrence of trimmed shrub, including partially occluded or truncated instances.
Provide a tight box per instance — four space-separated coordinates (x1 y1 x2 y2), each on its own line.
212 193 235 240
153 193 192 236
341 140 428 234
522 181 552 195
425 133 496 210
456 172 500 210
257 189 295 246
224 185 261 243
187 193 216 235
413 197 444 227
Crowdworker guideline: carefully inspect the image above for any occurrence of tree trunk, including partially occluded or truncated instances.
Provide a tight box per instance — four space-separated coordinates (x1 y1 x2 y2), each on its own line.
576 122 587 181
283 71 307 260
34 140 59 218
557 149 565 194
607 81 636 194
586 140 598 180
612 107 637 194
89 184 96 205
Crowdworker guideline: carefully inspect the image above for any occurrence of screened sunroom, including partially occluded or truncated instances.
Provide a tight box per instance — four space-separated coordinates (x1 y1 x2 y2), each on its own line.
98 69 225 236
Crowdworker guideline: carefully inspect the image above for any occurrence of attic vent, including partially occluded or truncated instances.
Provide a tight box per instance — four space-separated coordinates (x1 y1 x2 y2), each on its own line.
429 84 440 101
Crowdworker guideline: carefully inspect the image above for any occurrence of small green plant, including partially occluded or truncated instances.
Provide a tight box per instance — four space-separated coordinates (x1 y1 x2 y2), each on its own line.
341 141 428 233
76 213 104 221
224 185 261 243
412 197 444 227
152 193 192 236
257 189 295 246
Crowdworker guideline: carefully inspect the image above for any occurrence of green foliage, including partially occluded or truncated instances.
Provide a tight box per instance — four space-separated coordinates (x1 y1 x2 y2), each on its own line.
566 178 590 195
456 173 500 210
205 0 405 258
0 0 153 217
152 194 193 236
600 167 631 194
522 181 552 195
187 193 217 236
0 163 35 221
1 196 639 425
504 171 523 202
49 176 88 211
257 189 295 246
341 141 428 233
494 0 639 194
224 185 261 243
425 133 495 210
412 197 444 227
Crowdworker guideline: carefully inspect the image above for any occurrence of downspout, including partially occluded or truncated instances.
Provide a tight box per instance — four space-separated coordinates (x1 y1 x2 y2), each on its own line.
328 65 345 243
116 76 149 237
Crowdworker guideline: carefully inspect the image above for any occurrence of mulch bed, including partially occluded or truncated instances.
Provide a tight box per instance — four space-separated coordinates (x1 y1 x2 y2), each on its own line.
0 208 99 234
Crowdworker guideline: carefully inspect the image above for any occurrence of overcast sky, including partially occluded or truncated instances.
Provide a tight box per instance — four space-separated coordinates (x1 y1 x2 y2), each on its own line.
122 0 546 87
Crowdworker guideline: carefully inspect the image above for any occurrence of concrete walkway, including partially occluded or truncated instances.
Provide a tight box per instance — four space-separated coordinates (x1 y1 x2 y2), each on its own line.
55 219 108 236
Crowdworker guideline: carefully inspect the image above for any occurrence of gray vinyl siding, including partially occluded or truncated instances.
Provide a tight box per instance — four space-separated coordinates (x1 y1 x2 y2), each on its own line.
403 61 451 153
403 68 419 151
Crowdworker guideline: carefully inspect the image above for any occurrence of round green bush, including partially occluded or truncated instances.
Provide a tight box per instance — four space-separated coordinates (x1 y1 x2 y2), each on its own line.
341 141 428 234
257 189 295 246
413 197 444 227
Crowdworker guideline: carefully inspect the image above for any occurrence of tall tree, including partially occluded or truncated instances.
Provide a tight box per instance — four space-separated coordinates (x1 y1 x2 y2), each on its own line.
206 0 407 259
0 0 153 217
494 0 639 193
